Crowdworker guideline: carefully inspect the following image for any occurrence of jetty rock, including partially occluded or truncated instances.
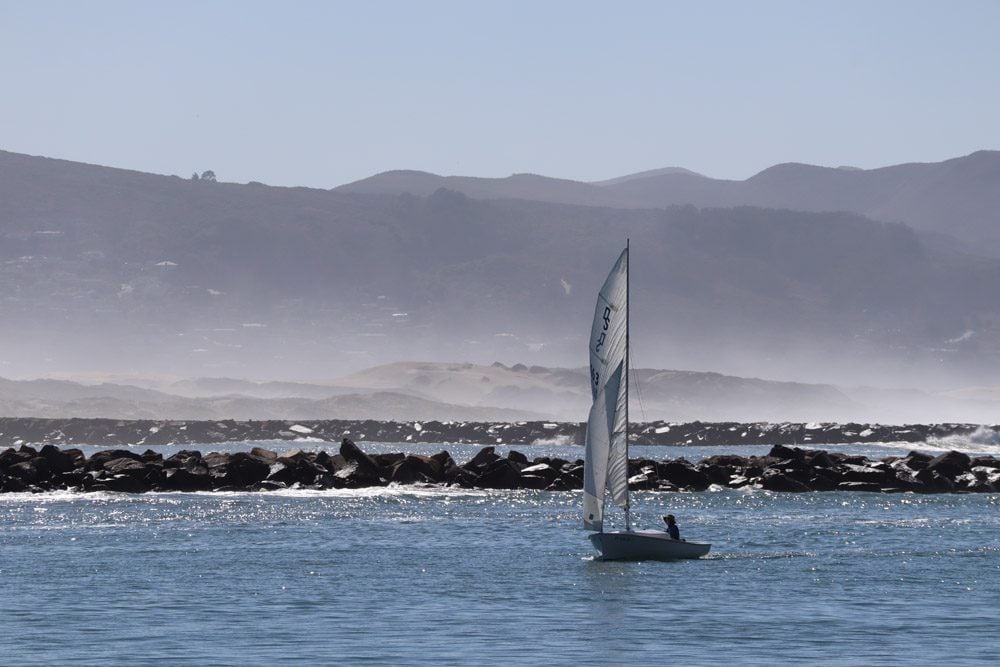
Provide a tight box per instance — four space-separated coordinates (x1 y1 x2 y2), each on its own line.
1 440 998 495
2 417 999 449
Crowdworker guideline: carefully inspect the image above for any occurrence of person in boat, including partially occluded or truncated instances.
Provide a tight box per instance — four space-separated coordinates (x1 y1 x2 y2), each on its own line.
663 514 680 540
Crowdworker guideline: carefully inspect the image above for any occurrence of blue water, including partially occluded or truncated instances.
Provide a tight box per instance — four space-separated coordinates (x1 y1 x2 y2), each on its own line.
3 441 999 666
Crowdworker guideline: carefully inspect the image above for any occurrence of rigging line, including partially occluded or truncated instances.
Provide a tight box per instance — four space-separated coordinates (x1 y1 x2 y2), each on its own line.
628 339 649 425
624 241 647 426
628 324 649 422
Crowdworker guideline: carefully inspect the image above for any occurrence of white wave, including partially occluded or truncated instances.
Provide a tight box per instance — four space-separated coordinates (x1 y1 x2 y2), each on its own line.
211 483 489 500
922 427 1000 455
530 434 575 446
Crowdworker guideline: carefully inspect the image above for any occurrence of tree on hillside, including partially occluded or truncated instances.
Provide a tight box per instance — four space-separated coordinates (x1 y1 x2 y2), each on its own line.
200 170 217 182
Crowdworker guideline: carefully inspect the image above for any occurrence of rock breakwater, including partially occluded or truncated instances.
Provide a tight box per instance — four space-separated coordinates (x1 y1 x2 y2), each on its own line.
2 440 997 495
0 417 994 448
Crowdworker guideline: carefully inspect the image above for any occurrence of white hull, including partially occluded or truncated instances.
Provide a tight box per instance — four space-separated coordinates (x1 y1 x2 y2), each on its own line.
589 529 711 561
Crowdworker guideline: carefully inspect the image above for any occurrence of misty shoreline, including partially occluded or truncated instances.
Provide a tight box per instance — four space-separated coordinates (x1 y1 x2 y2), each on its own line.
0 417 996 449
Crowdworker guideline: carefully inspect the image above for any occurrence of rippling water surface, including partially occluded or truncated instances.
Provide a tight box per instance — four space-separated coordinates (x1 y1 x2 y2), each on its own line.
2 441 999 666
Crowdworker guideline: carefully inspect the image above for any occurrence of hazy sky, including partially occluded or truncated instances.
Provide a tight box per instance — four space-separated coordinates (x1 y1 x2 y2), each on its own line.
2 0 998 188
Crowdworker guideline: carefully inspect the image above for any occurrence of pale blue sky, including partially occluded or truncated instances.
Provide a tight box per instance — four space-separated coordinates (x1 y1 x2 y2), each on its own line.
1 0 997 188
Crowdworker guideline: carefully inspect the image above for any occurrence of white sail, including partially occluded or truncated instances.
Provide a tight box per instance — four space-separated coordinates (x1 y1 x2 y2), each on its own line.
582 245 712 560
583 247 630 531
583 361 622 531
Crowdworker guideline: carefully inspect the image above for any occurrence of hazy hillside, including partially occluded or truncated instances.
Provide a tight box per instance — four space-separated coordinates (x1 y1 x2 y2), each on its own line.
338 151 1000 255
0 373 543 422
4 149 1000 390
7 361 1000 423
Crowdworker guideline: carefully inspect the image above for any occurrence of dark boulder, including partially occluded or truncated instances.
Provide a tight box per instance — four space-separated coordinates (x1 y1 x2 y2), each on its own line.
103 457 149 479
340 438 384 480
702 454 749 468
221 452 273 487
628 471 658 491
836 481 883 492
8 457 52 485
166 450 204 465
507 450 529 466
160 467 212 491
202 452 230 469
431 451 460 482
39 444 78 473
546 472 582 491
768 444 804 460
831 453 869 466
902 451 933 470
319 453 348 474
518 463 559 485
475 458 521 489
374 452 405 468
890 466 930 492
0 447 31 469
915 468 956 492
313 450 333 470
760 469 810 492
464 446 501 473
727 474 752 488
768 458 814 484
630 458 658 477
807 474 839 491
805 450 835 468
519 474 552 490
103 474 151 493
270 459 304 487
445 466 480 488
254 480 288 491
389 457 436 485
699 463 733 486
140 449 163 463
971 456 1000 469
57 470 88 490
656 461 709 490
389 455 442 485
954 469 994 493
925 450 971 478
1 474 30 492
86 449 143 471
181 457 209 476
250 447 278 462
839 463 890 485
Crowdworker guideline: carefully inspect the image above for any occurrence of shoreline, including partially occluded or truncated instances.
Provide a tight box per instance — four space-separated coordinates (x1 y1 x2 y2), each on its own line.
2 438 998 495
0 417 995 449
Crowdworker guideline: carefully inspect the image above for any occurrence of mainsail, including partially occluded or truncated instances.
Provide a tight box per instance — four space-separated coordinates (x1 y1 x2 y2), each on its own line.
583 247 629 532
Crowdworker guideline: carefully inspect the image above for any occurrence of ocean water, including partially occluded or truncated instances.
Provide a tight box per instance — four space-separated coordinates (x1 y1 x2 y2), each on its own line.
2 440 999 666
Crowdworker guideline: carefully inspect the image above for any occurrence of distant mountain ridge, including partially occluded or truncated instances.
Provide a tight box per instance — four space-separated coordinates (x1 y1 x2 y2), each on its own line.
337 151 1000 254
590 166 706 186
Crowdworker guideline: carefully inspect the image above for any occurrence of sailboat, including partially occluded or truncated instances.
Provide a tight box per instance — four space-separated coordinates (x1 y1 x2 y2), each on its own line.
584 242 711 561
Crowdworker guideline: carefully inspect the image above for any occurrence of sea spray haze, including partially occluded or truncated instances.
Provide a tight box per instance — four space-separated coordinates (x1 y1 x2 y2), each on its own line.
4 150 1000 391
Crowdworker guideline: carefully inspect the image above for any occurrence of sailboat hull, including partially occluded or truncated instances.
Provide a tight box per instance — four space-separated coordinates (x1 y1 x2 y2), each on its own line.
589 530 711 561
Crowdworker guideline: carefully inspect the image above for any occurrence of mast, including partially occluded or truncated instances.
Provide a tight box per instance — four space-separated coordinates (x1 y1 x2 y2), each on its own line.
624 239 631 531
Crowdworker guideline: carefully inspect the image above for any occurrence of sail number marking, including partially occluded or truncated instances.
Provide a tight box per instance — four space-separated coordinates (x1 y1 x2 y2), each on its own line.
592 305 613 390
594 306 612 353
